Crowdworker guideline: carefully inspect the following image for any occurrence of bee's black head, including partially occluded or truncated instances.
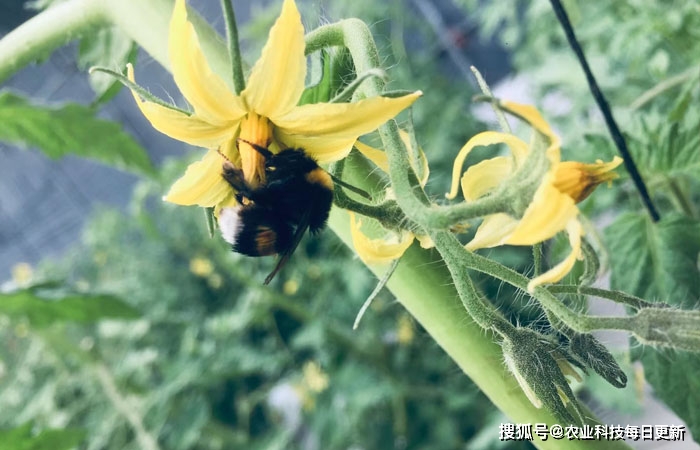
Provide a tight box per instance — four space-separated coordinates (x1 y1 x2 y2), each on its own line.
266 148 319 179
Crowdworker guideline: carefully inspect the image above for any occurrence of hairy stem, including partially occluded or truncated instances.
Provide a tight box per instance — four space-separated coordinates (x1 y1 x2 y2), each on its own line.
309 18 630 448
547 285 658 310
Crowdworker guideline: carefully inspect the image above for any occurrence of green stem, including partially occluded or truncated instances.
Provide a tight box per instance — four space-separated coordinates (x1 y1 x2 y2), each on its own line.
462 250 643 333
470 66 512 133
309 19 630 449
666 177 698 219
0 0 107 83
630 66 700 110
532 243 543 277
309 22 511 229
219 0 246 94
431 230 513 334
329 156 418 232
547 285 657 310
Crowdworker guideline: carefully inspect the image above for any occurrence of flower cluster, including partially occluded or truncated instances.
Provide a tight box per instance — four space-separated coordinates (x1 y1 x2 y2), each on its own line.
445 102 622 291
127 0 420 213
126 0 621 294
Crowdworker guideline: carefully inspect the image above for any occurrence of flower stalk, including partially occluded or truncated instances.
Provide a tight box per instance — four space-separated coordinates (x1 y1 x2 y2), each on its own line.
219 0 245 94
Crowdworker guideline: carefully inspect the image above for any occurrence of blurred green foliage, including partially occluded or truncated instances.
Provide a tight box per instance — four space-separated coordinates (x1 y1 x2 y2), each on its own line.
0 169 532 450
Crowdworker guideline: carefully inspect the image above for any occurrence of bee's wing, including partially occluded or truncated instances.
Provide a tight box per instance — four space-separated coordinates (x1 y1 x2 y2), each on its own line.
263 208 313 285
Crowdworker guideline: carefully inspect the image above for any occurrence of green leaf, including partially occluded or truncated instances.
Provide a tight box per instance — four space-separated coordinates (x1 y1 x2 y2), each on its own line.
627 110 700 181
606 212 700 441
299 48 354 105
79 26 137 104
606 212 700 302
0 286 141 327
0 424 85 450
0 91 155 176
641 351 700 441
300 50 334 105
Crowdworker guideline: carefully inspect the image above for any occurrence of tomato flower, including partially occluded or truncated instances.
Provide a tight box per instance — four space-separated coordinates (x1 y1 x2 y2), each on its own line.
127 0 421 209
447 102 622 291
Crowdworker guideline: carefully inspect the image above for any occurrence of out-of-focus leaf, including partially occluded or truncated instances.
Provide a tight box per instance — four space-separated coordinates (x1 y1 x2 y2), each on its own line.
79 27 137 104
606 212 700 301
626 110 700 181
0 92 155 176
300 50 333 105
606 212 700 441
0 423 85 450
641 351 700 441
0 287 140 327
299 48 354 105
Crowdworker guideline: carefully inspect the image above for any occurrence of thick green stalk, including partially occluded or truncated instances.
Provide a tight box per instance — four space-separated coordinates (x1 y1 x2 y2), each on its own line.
0 0 107 83
329 209 570 447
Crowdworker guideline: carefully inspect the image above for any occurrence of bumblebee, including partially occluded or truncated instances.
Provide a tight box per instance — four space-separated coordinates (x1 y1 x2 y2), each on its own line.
217 140 334 284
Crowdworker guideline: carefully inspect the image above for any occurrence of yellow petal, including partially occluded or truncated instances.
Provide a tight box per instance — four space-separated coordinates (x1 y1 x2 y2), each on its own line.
554 156 623 203
507 175 579 245
413 138 431 187
128 65 237 148
274 91 422 137
164 150 232 206
349 212 414 264
169 0 246 124
213 192 238 218
242 0 306 119
275 132 356 164
500 101 557 143
460 156 513 202
415 234 435 249
399 129 430 187
466 214 520 250
500 101 561 162
355 130 430 187
219 136 242 166
527 220 583 292
446 131 528 200
354 140 389 173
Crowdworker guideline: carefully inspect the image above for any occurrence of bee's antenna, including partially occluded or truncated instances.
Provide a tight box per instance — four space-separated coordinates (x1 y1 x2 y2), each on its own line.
215 147 233 164
237 137 273 158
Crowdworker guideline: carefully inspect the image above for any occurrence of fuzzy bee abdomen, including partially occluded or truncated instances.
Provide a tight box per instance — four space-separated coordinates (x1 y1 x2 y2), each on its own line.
219 206 294 256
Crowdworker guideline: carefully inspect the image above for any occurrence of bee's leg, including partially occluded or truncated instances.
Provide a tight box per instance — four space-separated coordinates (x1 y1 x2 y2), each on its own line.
221 161 253 203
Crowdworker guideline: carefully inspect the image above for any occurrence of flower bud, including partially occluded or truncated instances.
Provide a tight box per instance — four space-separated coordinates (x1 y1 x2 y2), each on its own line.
553 157 623 203
502 328 584 425
569 333 627 388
